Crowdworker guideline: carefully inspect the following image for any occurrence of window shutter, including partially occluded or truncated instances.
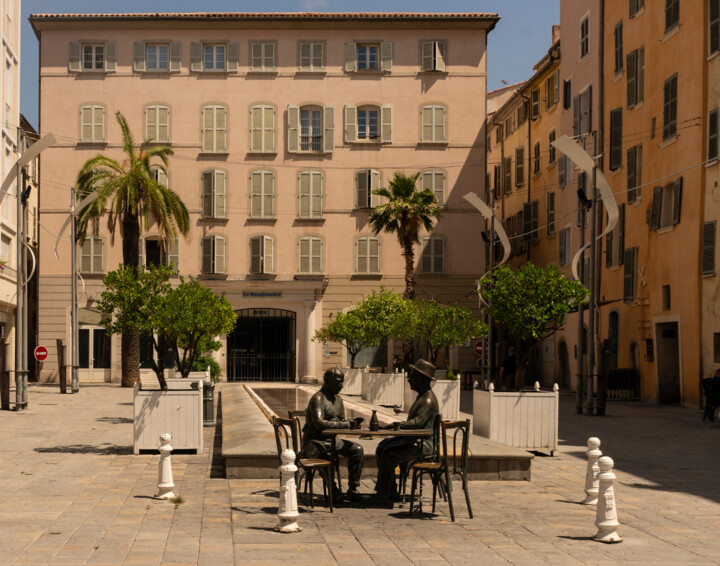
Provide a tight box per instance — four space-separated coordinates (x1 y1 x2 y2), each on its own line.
250 171 262 217
626 146 636 202
145 106 156 141
105 42 116 72
370 170 381 207
369 238 379 272
703 221 716 276
264 236 274 274
264 171 274 217
344 106 357 143
637 49 644 103
547 192 555 235
155 168 168 188
672 177 683 225
311 238 322 273
311 171 322 217
215 171 226 218
650 186 662 230
133 42 146 72
609 109 623 170
558 155 566 188
531 200 539 241
421 106 433 141
630 0 638 17
191 43 202 71
227 42 239 72
357 170 368 208
167 238 179 268
157 106 169 142
381 42 393 71
202 107 213 151
250 106 262 152
709 108 719 161
344 42 357 72
553 69 559 104
215 237 226 274
573 95 581 136
216 106 227 152
618 203 625 264
712 0 720 54
434 106 445 141
299 238 309 273
357 238 367 273
81 240 91 272
435 41 446 72
170 42 181 71
323 106 334 153
606 221 614 267
434 238 444 273
421 41 433 71
202 238 212 273
202 172 213 217
381 106 392 143
298 171 310 218
627 50 637 107
69 42 81 72
250 236 262 274
287 105 299 153
139 239 145 266
623 248 635 301
94 106 104 142
94 238 104 272
523 202 532 241
80 106 91 142
264 106 275 152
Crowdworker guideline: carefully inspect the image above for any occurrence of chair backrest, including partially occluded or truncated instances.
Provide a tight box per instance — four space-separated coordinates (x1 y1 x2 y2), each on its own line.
272 415 300 465
439 419 470 475
425 412 442 462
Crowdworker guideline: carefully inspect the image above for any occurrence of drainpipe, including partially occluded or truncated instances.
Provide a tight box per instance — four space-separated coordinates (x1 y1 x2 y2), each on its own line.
519 92 532 263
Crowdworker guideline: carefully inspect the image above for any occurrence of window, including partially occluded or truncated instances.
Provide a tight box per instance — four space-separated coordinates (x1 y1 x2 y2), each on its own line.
559 228 571 265
663 74 678 141
626 47 645 108
630 0 645 18
545 69 559 108
421 41 447 72
420 105 446 142
191 42 239 72
547 192 556 235
202 105 227 153
201 170 227 219
711 0 720 55
145 105 170 143
708 108 718 162
530 89 540 119
0 234 9 265
250 41 276 71
201 236 226 274
344 105 392 143
356 236 380 273
580 16 589 58
650 177 683 230
249 170 275 219
421 170 446 205
549 130 556 164
133 42 181 72
606 203 625 268
140 237 179 268
493 164 501 194
249 104 275 153
80 237 103 274
563 78 572 110
515 147 525 186
502 157 512 194
151 167 168 188
80 105 105 143
250 235 274 274
627 145 642 203
287 105 334 153
345 42 392 72
662 285 671 311
517 104 527 126
558 154 572 188
69 42 116 72
614 21 624 74
523 200 539 241
298 41 324 71
533 142 541 175
609 108 623 171
298 236 322 274
356 169 381 208
421 237 444 273
573 87 592 137
504 115 515 137
495 125 503 144
298 170 323 218
623 247 638 302
665 0 680 32
702 221 716 276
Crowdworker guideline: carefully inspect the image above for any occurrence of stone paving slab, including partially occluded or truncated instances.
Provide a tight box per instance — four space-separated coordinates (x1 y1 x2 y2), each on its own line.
1 384 720 564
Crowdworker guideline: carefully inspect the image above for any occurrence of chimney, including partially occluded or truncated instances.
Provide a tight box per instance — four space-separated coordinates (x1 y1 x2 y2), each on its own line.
552 24 561 44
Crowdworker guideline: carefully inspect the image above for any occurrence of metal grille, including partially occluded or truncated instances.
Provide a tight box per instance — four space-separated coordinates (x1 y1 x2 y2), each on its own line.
227 308 296 382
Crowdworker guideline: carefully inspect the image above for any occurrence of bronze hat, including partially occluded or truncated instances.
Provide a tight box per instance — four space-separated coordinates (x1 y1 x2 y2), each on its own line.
409 359 436 381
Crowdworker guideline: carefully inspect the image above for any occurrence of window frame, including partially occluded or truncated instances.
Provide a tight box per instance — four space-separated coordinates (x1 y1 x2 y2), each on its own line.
627 145 642 203
190 42 238 73
79 104 105 143
711 0 720 56
580 15 590 59
420 40 447 72
201 170 227 220
288 105 334 153
356 236 380 274
140 236 179 268
515 147 525 187
249 169 275 219
144 104 170 143
609 108 623 171
650 177 683 231
421 170 446 206
83 43 105 71
201 235 226 275
250 41 276 72
420 104 447 143
421 236 445 274
663 73 678 141
665 0 680 33
614 20 624 74
249 235 274 275
249 104 276 153
298 41 325 72
146 43 169 71
202 104 228 153
80 236 104 274
709 108 719 162
298 235 323 274
298 170 324 219
356 169 381 209
630 0 645 18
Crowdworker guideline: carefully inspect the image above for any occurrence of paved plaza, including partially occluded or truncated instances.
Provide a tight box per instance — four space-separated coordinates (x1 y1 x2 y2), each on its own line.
1 383 719 565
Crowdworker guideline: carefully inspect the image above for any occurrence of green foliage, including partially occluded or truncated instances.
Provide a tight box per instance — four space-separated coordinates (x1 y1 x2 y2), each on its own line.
313 310 372 368
190 354 222 383
445 366 459 381
479 263 588 366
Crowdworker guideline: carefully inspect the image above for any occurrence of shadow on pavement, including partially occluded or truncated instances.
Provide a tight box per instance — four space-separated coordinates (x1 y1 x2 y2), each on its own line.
35 444 133 455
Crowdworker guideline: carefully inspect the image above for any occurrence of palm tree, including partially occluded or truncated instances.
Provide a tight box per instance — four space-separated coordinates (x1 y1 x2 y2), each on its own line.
76 111 190 387
369 172 443 300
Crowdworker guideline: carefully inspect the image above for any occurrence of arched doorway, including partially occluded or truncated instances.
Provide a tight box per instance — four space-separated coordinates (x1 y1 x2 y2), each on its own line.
227 308 296 382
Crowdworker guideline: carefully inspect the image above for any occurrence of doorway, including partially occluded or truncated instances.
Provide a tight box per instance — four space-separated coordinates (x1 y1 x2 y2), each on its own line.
557 340 570 389
655 322 680 403
78 326 111 382
227 308 296 382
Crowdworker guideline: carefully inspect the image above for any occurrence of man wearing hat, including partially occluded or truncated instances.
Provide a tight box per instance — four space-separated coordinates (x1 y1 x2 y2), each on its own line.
374 359 440 500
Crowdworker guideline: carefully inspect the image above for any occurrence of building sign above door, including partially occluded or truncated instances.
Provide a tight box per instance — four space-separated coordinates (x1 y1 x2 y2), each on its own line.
242 292 282 297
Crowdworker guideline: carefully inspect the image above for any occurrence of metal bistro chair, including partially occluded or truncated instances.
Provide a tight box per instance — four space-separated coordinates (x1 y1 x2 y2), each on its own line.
702 377 720 421
399 413 441 502
409 419 473 522
272 415 334 511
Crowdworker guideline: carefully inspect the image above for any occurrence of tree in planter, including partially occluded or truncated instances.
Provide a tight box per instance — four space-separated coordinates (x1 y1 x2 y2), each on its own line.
409 299 488 366
76 111 190 387
478 263 588 390
313 309 371 369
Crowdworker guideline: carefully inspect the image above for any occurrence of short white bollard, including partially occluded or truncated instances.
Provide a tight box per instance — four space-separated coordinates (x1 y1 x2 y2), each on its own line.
583 437 602 504
155 433 175 500
594 456 622 543
276 448 302 533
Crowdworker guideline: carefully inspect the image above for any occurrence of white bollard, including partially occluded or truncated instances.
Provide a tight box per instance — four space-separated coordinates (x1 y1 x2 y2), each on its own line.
533 381 540 391
155 433 175 500
594 456 622 543
276 448 302 533
583 437 602 504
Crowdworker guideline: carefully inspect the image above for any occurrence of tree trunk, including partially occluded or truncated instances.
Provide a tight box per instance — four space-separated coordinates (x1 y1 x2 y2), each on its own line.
402 241 416 300
120 213 141 387
514 364 528 392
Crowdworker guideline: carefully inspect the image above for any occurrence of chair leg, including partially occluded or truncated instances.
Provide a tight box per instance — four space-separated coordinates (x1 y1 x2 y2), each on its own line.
308 470 315 509
462 472 473 519
431 475 438 513
445 469 455 522
321 468 333 512
409 469 420 516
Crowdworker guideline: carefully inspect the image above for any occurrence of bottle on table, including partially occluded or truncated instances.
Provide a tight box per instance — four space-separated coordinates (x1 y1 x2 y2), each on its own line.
369 410 379 431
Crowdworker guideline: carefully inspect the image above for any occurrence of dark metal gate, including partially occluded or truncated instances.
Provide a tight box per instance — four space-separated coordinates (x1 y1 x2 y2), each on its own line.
227 308 296 382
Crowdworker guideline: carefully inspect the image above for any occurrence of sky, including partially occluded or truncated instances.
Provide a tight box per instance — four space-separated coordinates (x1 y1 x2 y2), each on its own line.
20 0 559 128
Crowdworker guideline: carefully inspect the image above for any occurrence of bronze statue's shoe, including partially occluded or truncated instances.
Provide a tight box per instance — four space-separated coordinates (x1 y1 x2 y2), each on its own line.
346 488 362 502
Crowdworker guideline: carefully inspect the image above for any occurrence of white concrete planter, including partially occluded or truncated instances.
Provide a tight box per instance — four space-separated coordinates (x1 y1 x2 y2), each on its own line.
361 372 404 406
341 367 366 396
404 378 461 420
473 383 559 455
133 378 204 454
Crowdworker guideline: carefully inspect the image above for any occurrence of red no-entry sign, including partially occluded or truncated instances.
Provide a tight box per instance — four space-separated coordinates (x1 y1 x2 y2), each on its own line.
474 340 484 357
34 346 48 362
